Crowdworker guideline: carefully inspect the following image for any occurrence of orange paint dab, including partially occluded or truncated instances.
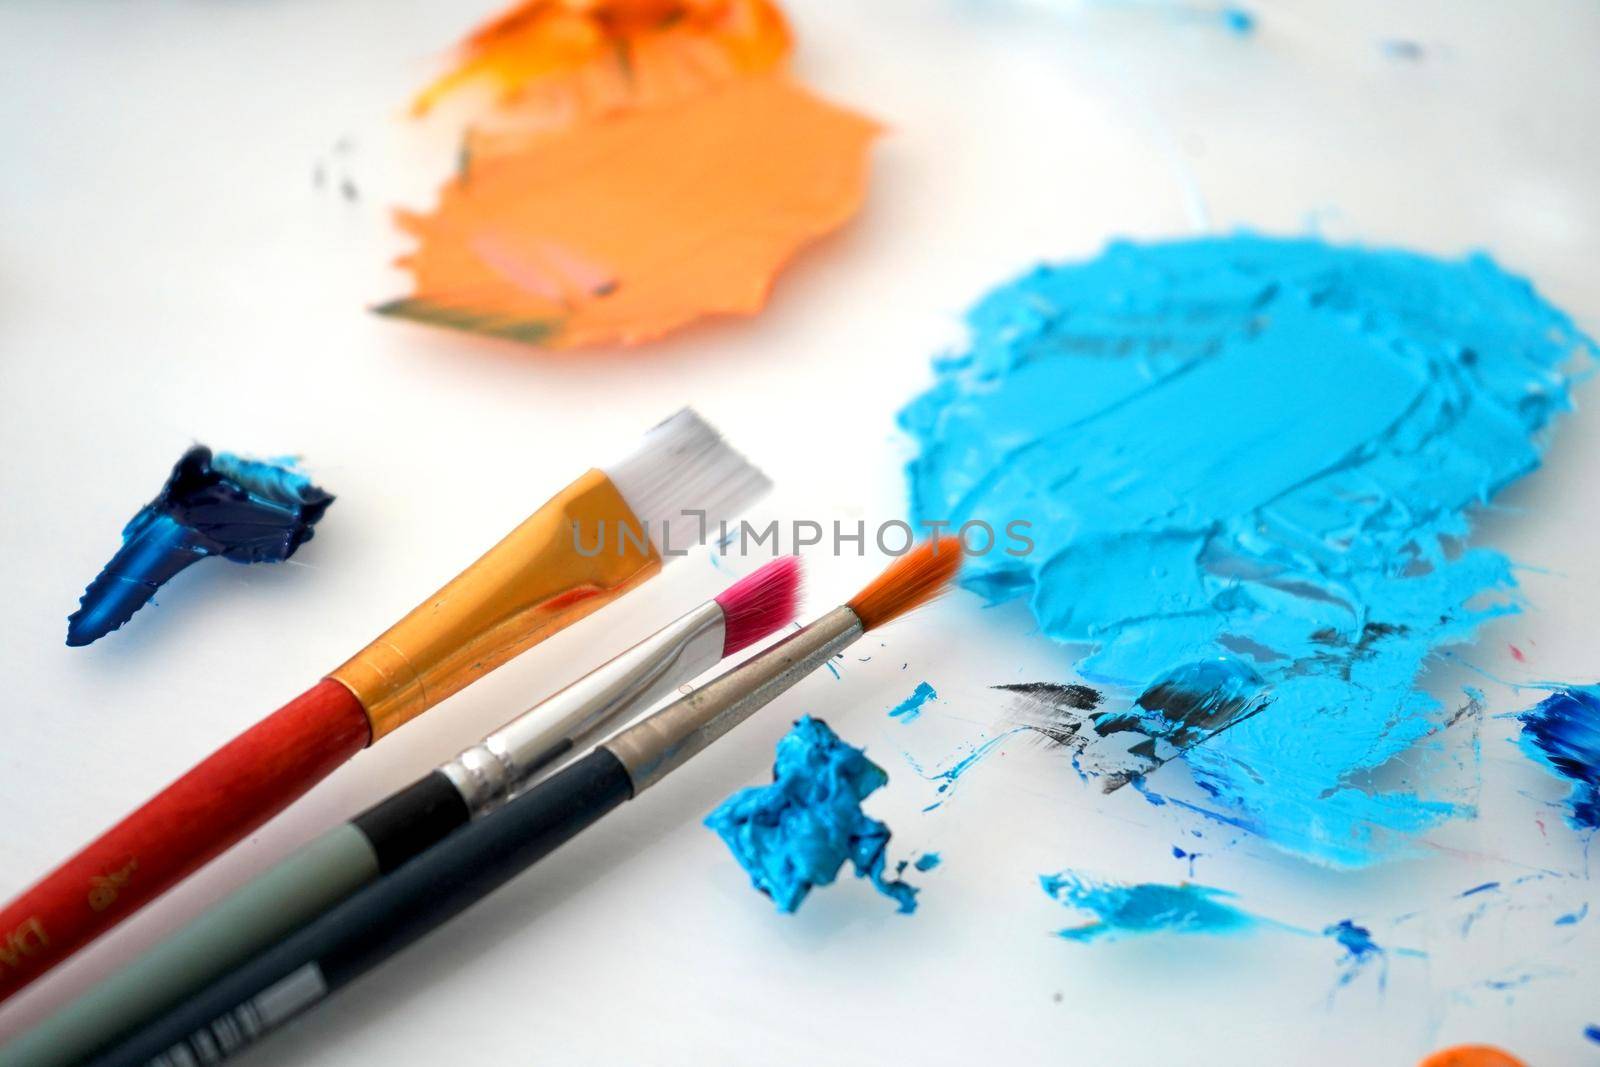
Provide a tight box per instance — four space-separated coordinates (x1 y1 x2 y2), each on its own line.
1418 1046 1527 1067
381 75 879 349
412 0 791 128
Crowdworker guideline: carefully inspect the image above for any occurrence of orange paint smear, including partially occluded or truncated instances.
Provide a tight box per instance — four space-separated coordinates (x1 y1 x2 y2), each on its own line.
1418 1046 1527 1067
382 75 879 349
412 0 791 127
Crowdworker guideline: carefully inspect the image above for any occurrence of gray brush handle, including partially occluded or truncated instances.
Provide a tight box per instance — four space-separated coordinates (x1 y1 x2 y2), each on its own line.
0 826 377 1067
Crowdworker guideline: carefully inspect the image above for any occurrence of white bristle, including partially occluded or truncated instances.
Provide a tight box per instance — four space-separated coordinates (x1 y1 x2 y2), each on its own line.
602 409 770 561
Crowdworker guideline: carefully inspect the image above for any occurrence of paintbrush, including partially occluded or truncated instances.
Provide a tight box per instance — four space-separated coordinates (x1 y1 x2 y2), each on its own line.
0 409 767 1004
84 538 961 1067
2 557 800 1067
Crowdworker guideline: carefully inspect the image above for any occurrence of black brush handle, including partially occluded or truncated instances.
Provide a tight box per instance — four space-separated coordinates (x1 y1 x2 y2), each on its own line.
351 769 472 873
89 749 634 1067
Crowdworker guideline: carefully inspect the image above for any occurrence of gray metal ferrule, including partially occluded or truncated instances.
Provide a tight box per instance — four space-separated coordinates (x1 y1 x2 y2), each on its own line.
604 605 864 795
439 599 727 814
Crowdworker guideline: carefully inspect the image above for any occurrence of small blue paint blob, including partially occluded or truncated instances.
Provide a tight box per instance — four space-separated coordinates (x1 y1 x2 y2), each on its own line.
1039 871 1261 942
1554 903 1588 926
1323 919 1387 989
888 681 938 723
1170 845 1202 876
1585 1024 1600 1045
67 447 334 646
705 716 918 914
914 852 942 872
1515 686 1600 831
1218 5 1255 35
900 234 1595 866
1460 881 1501 898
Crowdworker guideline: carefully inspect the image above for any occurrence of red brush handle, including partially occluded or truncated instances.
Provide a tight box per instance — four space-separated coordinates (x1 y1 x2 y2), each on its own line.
0 679 369 1004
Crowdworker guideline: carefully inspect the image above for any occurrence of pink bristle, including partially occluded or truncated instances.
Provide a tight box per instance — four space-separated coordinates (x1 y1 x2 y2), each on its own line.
714 556 803 656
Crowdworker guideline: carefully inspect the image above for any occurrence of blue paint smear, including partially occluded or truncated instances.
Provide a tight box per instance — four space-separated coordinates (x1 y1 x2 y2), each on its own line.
1040 872 1262 942
1515 685 1600 831
1585 1024 1600 1045
705 716 918 914
1460 881 1501 898
900 234 1595 866
914 852 942 872
908 728 1028 811
1554 903 1588 926
67 447 334 646
1218 5 1255 34
1042 871 1420 991
889 681 938 723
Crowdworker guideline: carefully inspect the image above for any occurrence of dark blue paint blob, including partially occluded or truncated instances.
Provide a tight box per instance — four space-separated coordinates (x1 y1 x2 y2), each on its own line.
1515 686 1600 830
705 716 918 914
67 447 333 646
913 852 942 872
1585 1024 1600 1045
1460 881 1501 898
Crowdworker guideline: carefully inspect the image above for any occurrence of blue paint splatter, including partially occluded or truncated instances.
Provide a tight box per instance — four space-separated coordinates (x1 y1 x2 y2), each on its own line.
888 681 938 724
67 447 334 646
705 716 918 914
908 728 1027 811
1585 1024 1600 1045
1040 872 1262 942
1323 919 1387 989
1515 685 1600 831
914 852 942 872
900 234 1595 866
1460 881 1501 898
1170 845 1202 876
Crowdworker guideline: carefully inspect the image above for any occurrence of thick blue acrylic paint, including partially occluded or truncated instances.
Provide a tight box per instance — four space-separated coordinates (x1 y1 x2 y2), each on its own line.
901 235 1595 865
914 852 942 872
888 681 938 723
67 447 334 646
1515 685 1600 831
705 716 918 914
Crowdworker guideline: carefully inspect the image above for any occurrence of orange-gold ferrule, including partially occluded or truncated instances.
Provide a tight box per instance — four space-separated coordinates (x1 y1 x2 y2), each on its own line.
328 469 662 741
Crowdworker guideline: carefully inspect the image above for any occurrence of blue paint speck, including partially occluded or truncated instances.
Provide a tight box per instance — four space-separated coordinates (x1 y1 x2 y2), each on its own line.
914 852 942 872
1460 881 1501 898
67 447 333 646
1515 685 1600 831
1219 6 1255 35
889 681 938 724
1585 1024 1600 1045
705 716 918 914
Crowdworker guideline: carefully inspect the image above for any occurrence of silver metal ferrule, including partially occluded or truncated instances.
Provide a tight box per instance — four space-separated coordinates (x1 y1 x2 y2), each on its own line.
603 604 864 795
439 599 727 814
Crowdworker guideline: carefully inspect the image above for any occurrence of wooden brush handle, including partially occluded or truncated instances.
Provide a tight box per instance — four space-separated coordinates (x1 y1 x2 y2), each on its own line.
0 679 369 1005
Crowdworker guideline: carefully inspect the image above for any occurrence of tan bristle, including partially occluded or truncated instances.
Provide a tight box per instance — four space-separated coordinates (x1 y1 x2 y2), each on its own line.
846 536 963 631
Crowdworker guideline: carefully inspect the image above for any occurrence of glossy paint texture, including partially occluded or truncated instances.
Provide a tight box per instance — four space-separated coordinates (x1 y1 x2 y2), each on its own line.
901 235 1595 865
